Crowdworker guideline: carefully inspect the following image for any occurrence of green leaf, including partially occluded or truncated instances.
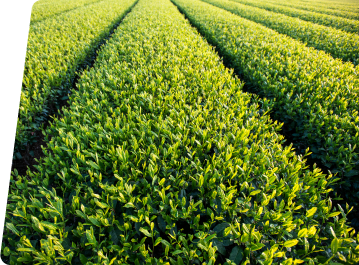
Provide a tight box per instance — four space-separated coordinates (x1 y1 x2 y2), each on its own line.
3 247 10 256
75 210 87 219
139 227 152 237
80 254 88 265
306 207 317 218
250 242 265 251
86 228 97 245
6 223 20 236
204 233 217 242
86 161 100 170
284 239 299 248
213 239 226 255
17 255 33 262
249 190 261 196
31 216 45 232
165 245 170 256
297 228 308 238
242 224 250 234
177 256 184 265
94 199 109 209
329 226 337 238
304 238 309 254
327 212 341 218
16 248 34 252
229 246 243 265
241 233 249 243
161 239 171 247
282 258 293 265
173 250 183 255
88 216 101 227
331 238 340 254
131 238 145 252
198 243 208 251
213 222 230 237
124 202 135 208
154 237 162 247
41 221 58 231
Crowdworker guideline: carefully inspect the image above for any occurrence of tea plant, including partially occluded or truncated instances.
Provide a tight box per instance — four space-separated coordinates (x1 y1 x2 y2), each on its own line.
3 0 359 264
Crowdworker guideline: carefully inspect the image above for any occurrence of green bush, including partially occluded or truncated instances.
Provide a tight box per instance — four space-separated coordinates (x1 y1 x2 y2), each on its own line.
3 0 359 264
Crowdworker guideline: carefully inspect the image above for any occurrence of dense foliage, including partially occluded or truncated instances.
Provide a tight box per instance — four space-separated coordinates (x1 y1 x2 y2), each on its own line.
16 0 137 160
202 0 359 66
262 0 359 20
229 0 359 34
30 0 101 23
172 0 359 223
3 0 359 264
289 0 359 12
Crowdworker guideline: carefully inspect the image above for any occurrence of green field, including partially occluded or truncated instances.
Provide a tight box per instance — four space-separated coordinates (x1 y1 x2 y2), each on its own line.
2 0 359 264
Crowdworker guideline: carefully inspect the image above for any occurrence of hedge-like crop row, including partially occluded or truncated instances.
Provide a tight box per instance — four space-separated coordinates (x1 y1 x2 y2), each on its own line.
3 0 359 263
299 0 359 12
229 0 359 34
30 0 101 23
202 0 359 66
172 0 359 219
15 0 137 159
263 0 359 20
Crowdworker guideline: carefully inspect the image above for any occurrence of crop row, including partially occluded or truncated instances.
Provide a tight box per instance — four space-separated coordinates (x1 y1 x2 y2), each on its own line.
173 0 359 218
30 0 101 23
275 0 359 13
299 0 359 12
16 0 137 160
230 0 359 34
202 0 359 65
4 0 359 263
262 0 359 20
